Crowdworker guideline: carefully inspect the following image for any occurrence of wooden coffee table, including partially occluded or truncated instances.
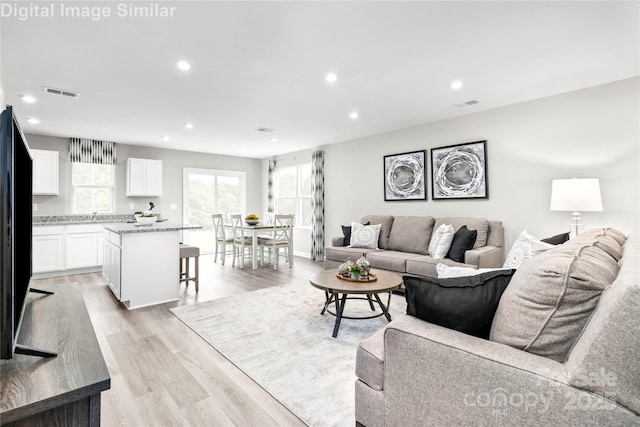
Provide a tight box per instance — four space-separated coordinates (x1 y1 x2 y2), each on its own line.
309 269 403 338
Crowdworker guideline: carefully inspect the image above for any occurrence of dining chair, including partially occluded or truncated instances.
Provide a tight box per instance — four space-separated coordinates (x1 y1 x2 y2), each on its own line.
258 214 294 270
212 213 233 265
229 214 253 268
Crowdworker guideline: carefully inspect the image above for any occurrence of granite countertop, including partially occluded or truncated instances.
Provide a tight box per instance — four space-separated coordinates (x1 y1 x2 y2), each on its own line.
103 222 202 234
33 214 139 225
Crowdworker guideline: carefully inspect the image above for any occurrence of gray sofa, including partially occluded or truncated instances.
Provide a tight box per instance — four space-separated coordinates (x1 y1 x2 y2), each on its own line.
355 229 640 426
325 215 504 277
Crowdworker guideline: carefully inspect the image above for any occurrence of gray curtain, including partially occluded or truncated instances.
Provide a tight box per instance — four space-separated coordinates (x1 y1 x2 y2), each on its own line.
267 159 276 212
69 138 117 164
311 150 325 261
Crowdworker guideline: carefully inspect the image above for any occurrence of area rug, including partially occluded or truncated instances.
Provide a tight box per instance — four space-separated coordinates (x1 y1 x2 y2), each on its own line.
170 281 406 427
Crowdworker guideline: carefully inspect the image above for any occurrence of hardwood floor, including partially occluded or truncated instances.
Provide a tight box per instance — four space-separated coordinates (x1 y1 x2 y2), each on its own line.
31 254 325 426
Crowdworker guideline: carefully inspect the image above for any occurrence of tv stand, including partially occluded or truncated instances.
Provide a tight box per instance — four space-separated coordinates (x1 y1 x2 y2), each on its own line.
12 288 59 358
0 282 110 426
29 287 54 295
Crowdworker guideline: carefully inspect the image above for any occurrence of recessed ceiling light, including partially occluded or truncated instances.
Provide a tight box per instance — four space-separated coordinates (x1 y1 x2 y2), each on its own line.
325 73 338 83
349 111 359 119
22 95 37 103
177 61 191 71
184 123 194 130
162 136 170 141
272 137 278 142
450 80 463 90
27 118 40 124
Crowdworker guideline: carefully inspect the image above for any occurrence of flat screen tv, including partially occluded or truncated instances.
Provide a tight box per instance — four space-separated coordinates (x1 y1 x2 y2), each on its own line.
1 105 55 359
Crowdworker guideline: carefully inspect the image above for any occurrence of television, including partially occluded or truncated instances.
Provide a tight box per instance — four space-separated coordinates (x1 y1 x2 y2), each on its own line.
1 105 55 359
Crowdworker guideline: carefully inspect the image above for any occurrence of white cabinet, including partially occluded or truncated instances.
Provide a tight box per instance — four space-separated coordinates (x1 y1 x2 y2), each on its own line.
102 231 121 299
33 226 64 273
65 224 104 269
126 158 162 196
32 149 59 195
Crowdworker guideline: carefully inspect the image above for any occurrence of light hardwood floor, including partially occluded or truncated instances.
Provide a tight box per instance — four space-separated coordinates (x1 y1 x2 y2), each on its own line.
32 254 325 426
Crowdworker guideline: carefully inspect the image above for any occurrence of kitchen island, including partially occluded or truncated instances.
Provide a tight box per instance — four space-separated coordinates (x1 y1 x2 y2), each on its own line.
102 222 201 310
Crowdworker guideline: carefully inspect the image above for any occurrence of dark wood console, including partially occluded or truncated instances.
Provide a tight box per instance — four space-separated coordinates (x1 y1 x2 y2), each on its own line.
0 283 110 426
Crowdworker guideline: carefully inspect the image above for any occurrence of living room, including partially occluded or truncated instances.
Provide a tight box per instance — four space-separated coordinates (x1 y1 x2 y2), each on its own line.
1 1 639 426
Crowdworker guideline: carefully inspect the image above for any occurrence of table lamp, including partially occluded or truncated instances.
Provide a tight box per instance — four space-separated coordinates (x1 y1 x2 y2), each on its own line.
550 178 603 238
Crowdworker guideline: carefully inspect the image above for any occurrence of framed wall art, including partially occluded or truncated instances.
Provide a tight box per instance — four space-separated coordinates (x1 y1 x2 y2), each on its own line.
431 140 488 200
383 150 427 201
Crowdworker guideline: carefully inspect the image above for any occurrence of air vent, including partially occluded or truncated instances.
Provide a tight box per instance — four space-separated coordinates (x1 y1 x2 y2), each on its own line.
42 86 80 98
454 100 480 108
257 127 276 133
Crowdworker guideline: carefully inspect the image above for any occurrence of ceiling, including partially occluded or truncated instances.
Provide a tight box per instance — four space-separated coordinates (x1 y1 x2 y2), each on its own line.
2 1 638 159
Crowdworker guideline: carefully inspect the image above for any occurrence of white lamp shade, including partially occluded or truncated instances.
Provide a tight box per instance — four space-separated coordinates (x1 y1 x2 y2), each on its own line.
550 178 603 212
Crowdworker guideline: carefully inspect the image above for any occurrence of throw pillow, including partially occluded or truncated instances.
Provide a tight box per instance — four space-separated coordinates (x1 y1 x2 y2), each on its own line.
428 224 455 259
349 222 381 249
404 270 516 339
446 225 478 263
503 230 554 269
436 263 510 278
491 229 625 362
541 231 570 245
342 221 369 246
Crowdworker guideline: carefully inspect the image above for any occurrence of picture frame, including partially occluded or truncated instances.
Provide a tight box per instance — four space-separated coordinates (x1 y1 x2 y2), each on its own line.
383 150 427 201
431 140 488 200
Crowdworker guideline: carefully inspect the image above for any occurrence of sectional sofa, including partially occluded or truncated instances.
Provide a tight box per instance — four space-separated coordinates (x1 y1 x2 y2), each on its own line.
325 215 504 277
354 228 639 426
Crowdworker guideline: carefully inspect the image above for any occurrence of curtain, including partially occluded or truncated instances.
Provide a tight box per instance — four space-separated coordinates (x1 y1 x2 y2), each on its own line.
69 138 117 164
311 150 325 261
267 159 276 212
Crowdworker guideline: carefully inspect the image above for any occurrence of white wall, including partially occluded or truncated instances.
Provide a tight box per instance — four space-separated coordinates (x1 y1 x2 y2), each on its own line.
27 135 263 223
321 77 640 252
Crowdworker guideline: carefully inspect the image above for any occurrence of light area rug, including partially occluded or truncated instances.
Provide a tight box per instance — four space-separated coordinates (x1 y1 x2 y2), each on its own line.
170 281 406 427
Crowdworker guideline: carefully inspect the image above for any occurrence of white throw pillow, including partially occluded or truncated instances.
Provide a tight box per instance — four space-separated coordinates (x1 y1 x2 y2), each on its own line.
349 222 381 249
429 224 455 259
503 230 554 269
436 263 509 278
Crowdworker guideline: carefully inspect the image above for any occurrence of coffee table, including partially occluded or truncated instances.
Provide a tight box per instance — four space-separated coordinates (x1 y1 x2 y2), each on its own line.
309 269 403 338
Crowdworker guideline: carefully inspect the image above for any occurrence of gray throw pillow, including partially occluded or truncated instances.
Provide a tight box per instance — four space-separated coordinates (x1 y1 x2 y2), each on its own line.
490 228 625 362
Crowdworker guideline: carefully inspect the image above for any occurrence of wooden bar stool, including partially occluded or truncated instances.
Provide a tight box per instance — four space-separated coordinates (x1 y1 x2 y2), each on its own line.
179 244 200 292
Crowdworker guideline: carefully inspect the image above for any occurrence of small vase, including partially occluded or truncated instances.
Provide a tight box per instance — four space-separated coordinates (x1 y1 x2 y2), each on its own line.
351 273 361 280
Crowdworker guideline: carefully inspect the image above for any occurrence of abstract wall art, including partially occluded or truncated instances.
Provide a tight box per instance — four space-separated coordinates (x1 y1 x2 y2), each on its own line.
383 150 427 201
431 140 488 200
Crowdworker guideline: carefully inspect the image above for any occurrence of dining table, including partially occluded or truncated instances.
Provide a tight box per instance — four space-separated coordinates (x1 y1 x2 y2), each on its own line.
229 222 294 270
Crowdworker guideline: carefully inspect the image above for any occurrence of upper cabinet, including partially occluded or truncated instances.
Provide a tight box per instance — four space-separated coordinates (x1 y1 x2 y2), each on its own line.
32 149 59 195
126 158 162 197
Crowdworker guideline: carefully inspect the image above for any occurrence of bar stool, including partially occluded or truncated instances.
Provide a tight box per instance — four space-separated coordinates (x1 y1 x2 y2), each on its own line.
179 244 200 292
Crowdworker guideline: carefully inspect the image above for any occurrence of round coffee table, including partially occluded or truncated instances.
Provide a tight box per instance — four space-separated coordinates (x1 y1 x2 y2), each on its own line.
309 269 402 338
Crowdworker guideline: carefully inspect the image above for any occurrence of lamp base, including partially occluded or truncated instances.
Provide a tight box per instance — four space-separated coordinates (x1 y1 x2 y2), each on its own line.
569 211 583 239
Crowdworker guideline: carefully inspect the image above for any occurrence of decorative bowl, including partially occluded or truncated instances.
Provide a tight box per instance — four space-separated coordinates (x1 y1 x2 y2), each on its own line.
136 216 157 225
245 219 260 225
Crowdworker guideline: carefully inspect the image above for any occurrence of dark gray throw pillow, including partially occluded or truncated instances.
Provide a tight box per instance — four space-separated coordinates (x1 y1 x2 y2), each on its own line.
541 231 570 245
404 269 516 339
446 225 477 262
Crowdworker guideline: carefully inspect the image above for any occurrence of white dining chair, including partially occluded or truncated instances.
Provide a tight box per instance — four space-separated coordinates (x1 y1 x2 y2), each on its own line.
258 214 294 270
229 214 253 268
212 213 233 265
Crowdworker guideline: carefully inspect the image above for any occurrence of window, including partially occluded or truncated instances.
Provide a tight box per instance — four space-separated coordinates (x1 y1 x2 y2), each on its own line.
72 163 115 213
276 164 312 227
183 168 246 253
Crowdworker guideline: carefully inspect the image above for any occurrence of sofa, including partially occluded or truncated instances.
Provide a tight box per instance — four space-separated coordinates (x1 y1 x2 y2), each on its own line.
325 215 504 277
355 229 640 426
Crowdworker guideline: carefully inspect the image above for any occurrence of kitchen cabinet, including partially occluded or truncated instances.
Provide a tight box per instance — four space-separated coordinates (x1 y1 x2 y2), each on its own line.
65 224 104 269
33 226 64 273
31 149 59 195
102 230 121 299
126 157 162 196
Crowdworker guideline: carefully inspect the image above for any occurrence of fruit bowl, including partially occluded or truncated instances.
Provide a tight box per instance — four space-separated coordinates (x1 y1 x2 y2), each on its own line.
136 216 157 226
245 219 260 225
